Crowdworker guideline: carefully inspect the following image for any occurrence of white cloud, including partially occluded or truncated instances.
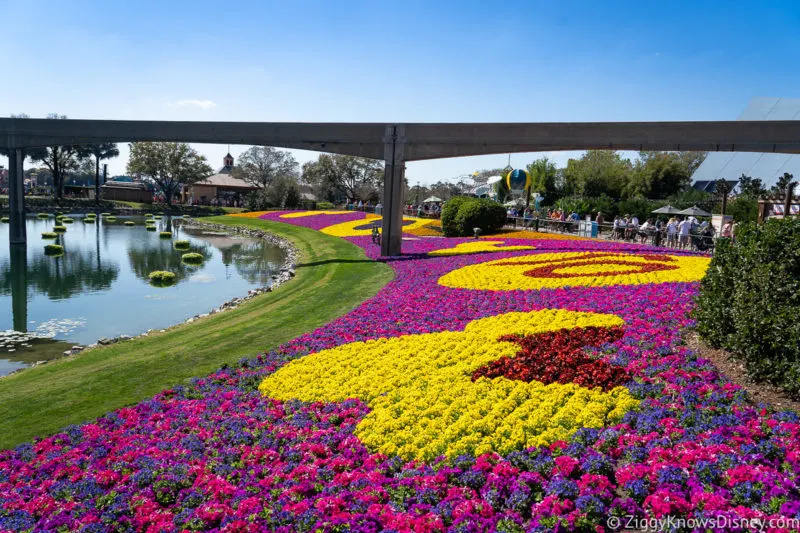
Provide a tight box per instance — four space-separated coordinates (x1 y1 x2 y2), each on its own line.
172 99 216 110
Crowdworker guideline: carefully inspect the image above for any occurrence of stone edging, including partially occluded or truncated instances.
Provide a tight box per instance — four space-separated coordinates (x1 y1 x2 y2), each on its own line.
1 219 298 377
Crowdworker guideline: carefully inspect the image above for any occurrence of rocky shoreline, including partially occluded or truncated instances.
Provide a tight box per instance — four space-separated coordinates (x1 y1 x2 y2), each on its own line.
0 219 298 378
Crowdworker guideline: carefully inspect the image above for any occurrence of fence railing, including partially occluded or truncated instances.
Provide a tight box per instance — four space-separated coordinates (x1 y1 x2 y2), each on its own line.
503 216 718 253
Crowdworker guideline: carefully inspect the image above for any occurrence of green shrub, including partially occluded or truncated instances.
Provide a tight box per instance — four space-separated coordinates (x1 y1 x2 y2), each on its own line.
41 232 58 239
148 270 176 286
695 218 800 396
37 213 51 219
317 201 335 209
159 231 172 238
124 220 135 226
146 225 157 231
53 225 67 233
44 244 64 256
1 217 8 223
174 240 191 250
181 252 204 265
441 197 506 237
441 197 471 236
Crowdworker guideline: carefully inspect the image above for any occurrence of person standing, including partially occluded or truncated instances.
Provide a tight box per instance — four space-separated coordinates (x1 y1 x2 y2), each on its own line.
595 211 604 235
678 217 691 250
667 217 678 248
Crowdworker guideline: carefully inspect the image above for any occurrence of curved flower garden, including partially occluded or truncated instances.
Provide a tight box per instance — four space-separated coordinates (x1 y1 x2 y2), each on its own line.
2 209 800 532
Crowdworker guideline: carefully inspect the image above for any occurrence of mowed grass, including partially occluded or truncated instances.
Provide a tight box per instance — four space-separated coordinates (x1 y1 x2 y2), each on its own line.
0 216 393 449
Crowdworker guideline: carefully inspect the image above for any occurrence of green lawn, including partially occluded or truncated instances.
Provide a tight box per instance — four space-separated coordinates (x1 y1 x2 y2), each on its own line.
0 216 393 449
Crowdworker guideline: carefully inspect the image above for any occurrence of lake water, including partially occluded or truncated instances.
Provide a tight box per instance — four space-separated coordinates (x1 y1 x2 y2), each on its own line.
0 215 286 376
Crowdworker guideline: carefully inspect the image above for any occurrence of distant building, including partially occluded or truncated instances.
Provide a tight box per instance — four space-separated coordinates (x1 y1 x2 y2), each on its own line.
692 179 739 194
189 153 257 206
692 97 800 190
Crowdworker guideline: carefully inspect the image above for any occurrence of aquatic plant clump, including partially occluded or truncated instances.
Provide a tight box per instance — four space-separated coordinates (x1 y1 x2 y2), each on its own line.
36 213 51 219
174 239 191 250
61 217 74 223
83 217 95 224
148 270 176 286
159 231 172 238
53 225 67 233
124 220 135 226
105 216 117 222
181 252 204 264
0 216 8 223
43 244 64 256
145 225 157 231
40 232 58 239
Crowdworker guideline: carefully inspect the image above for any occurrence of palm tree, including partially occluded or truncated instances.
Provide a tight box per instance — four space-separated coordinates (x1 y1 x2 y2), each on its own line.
79 143 120 205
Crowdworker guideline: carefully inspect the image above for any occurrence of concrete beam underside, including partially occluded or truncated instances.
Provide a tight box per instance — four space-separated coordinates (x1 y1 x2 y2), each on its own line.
6 118 800 254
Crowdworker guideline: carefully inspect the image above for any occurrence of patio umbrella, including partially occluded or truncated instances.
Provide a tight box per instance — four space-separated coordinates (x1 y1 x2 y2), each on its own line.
424 196 443 203
651 205 682 215
677 205 712 217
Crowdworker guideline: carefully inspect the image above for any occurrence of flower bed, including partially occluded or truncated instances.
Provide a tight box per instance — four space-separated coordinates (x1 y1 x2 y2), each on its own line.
2 209 800 532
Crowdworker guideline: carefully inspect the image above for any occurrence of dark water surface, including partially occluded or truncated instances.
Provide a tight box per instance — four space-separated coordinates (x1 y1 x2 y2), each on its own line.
0 215 285 376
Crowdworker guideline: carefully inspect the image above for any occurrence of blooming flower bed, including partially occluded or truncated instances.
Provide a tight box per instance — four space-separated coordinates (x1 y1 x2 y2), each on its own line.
2 209 800 532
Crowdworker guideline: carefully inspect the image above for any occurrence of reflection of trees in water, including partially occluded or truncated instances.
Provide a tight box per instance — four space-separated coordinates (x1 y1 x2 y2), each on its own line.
220 242 284 285
0 239 119 300
127 242 212 284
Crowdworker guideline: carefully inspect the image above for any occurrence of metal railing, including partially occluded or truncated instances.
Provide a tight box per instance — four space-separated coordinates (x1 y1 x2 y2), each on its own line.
503 216 718 253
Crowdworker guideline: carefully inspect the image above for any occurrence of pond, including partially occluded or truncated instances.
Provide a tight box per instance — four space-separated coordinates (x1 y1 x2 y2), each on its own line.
0 214 286 377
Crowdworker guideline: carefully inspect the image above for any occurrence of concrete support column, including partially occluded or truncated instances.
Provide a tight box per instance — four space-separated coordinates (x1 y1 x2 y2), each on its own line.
10 243 27 332
380 125 406 257
8 148 26 244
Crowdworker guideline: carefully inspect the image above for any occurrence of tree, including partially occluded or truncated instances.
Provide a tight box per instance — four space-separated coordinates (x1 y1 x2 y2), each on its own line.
771 172 795 197
78 143 119 205
626 152 692 199
26 114 84 199
562 150 632 198
676 151 707 175
231 146 298 189
302 154 382 201
737 174 766 198
127 142 212 206
526 157 559 198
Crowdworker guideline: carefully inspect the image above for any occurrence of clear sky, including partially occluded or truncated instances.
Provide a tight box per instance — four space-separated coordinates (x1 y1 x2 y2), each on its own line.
2 0 800 184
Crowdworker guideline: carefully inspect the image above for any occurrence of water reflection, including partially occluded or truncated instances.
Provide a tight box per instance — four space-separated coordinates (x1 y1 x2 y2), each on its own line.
10 244 27 332
127 242 213 284
0 237 119 300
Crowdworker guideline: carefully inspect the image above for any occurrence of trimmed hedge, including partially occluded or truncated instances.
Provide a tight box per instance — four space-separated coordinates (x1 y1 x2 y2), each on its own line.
317 202 336 209
441 197 506 237
695 218 800 396
148 271 176 286
181 252 204 265
44 244 64 256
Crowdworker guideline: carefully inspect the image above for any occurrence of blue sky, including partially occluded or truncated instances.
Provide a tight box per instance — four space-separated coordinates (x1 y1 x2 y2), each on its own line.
2 0 800 184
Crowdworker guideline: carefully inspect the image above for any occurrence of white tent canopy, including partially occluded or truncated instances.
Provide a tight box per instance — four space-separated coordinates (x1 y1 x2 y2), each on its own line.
486 175 504 185
423 196 443 203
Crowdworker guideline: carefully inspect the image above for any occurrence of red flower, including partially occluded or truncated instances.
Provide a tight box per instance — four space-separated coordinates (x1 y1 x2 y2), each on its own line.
471 326 629 391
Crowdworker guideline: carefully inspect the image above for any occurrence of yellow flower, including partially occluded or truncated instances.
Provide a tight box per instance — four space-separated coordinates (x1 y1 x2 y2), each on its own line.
260 309 636 461
438 251 711 291
428 241 536 257
321 216 439 238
